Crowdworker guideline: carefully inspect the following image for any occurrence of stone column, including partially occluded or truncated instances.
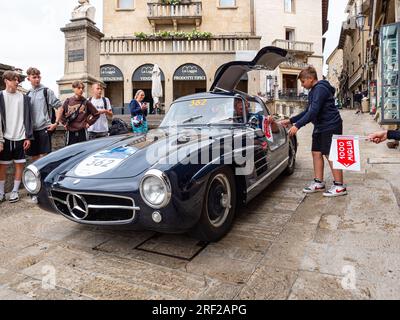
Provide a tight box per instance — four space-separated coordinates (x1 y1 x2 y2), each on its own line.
124 77 133 110
164 78 174 113
57 17 104 101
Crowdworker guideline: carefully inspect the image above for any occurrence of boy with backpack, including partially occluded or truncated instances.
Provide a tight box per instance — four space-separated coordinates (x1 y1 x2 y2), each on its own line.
25 67 62 161
280 67 347 197
87 83 113 140
60 81 100 146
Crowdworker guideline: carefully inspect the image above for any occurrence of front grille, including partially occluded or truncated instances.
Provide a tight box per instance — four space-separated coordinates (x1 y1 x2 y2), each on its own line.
49 190 139 225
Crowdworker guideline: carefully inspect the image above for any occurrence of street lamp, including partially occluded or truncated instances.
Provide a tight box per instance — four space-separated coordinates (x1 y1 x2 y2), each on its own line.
355 13 365 30
356 12 366 80
356 10 368 111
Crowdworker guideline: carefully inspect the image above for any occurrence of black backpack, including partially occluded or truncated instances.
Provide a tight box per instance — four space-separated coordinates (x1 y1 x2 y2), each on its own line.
109 118 129 136
88 97 108 109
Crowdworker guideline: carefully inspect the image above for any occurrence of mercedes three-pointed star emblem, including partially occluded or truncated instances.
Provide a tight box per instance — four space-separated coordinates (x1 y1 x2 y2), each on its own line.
66 194 89 220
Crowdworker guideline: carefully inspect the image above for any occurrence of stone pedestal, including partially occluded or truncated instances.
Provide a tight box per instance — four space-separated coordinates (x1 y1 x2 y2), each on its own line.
57 17 104 100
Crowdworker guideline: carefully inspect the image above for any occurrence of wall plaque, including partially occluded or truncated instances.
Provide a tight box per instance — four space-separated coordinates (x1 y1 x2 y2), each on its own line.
68 49 85 62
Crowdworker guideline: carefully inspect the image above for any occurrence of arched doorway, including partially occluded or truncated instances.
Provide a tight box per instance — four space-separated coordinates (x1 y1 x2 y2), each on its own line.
173 64 207 100
214 66 248 93
100 65 124 113
132 64 165 114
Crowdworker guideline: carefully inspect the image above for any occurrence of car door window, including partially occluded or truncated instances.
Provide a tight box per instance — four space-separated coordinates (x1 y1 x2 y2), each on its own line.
249 101 287 151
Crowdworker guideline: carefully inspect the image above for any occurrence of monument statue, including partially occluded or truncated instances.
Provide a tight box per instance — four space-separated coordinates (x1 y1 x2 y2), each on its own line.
71 0 96 22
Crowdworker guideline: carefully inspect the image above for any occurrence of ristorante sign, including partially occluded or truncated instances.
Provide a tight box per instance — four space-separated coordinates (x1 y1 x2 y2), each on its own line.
174 64 206 81
101 65 124 82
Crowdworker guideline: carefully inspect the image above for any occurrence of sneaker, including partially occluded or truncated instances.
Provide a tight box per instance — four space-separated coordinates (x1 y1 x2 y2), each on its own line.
323 184 348 197
9 191 20 203
303 180 326 194
30 195 38 204
0 193 5 203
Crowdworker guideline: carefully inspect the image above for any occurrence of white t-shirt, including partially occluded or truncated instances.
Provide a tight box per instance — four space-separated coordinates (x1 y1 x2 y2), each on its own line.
88 97 112 133
2 90 25 141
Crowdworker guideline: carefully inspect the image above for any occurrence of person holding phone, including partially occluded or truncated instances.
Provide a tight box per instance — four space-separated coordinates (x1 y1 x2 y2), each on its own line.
129 90 148 134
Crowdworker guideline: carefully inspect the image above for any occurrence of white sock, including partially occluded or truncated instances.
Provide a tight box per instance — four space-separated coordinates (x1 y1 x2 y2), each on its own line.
0 181 4 195
12 180 21 193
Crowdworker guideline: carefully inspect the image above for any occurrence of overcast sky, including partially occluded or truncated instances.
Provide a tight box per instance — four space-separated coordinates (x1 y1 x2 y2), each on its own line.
0 0 347 95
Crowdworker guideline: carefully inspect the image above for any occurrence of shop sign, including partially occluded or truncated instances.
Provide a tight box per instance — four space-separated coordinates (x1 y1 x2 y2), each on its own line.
174 64 206 81
101 65 124 82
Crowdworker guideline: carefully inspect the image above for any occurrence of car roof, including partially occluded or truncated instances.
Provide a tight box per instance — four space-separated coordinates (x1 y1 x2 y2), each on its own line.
173 92 234 103
173 91 258 104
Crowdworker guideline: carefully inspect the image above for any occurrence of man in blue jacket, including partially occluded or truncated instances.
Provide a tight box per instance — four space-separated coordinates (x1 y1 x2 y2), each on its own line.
280 67 347 197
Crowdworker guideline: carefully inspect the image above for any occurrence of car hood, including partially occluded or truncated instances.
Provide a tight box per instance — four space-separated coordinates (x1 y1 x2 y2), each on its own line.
64 127 236 179
211 46 288 92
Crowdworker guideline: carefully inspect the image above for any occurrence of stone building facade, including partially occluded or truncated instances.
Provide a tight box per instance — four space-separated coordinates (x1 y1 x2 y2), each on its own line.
326 48 344 95
100 0 261 113
254 0 329 98
337 0 370 109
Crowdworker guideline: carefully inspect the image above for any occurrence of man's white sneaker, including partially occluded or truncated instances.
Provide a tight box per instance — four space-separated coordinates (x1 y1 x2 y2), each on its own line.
323 184 348 197
303 180 326 194
9 191 20 203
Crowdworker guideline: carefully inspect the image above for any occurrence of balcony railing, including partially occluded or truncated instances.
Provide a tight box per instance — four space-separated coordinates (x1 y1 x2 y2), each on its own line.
272 39 314 55
280 61 311 70
147 1 202 28
101 36 261 55
278 89 308 101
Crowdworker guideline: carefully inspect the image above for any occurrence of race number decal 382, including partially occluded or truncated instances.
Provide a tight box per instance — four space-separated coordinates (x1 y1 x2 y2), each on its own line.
74 146 137 177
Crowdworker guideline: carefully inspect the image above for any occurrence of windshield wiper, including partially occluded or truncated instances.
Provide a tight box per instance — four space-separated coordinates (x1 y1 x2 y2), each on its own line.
182 115 204 124
207 116 242 126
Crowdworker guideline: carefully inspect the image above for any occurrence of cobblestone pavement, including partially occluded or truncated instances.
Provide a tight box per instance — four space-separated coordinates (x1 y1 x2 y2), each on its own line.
1 110 400 300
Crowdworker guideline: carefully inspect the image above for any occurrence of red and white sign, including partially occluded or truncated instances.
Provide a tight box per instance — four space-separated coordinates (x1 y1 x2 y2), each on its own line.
329 135 361 171
262 117 274 143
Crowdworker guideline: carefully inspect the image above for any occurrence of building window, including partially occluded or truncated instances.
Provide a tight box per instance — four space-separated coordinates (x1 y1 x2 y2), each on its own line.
285 28 295 41
117 0 134 10
284 0 295 13
219 0 236 7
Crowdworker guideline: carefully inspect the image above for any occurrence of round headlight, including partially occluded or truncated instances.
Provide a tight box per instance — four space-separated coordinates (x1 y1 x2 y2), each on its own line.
23 165 41 194
140 170 171 209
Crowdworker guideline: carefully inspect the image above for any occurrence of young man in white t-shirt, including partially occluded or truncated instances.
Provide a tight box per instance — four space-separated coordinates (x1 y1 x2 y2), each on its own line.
0 71 33 203
88 83 113 140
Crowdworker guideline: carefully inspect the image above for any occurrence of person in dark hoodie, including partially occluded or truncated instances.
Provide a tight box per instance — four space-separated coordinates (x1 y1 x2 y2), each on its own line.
280 67 347 197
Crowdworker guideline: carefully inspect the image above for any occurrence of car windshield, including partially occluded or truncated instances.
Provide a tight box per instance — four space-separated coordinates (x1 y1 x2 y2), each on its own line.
160 97 246 127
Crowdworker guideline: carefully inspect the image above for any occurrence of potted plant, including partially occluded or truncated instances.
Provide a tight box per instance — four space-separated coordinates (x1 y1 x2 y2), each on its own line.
160 0 182 5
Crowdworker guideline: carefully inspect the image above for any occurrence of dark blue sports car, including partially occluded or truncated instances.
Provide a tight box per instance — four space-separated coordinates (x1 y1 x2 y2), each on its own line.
23 47 297 242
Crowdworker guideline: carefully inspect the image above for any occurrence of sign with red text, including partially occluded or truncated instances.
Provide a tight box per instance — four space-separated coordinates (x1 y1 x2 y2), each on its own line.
329 135 361 171
262 117 274 143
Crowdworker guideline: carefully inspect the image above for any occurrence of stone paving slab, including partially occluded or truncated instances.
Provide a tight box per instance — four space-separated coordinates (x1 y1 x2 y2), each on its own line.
288 271 373 300
238 267 298 300
0 110 400 299
136 234 207 260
